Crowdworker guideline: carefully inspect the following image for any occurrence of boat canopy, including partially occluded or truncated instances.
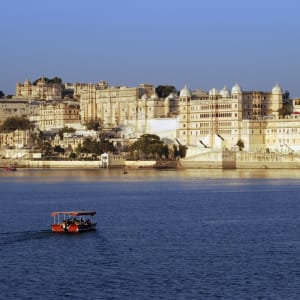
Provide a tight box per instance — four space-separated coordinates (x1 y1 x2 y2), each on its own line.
50 211 96 217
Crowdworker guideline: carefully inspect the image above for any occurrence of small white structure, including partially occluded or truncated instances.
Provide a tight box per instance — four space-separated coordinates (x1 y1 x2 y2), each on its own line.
100 152 109 168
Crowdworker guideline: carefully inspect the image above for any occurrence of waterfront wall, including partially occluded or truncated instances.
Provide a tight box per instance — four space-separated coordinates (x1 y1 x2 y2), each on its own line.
0 159 157 169
2 151 300 169
179 150 300 169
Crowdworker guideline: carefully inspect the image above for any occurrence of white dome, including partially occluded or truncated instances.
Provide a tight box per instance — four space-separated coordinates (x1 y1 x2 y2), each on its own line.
209 88 219 96
231 83 242 94
180 85 192 97
219 86 230 98
272 83 282 94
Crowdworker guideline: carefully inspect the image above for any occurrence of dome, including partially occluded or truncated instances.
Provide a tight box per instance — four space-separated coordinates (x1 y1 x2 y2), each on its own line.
209 88 219 96
219 86 230 98
272 83 282 94
180 85 192 97
231 83 242 94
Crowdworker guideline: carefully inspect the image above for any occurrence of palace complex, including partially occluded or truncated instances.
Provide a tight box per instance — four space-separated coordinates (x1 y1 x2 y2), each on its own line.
1 78 300 159
14 78 62 100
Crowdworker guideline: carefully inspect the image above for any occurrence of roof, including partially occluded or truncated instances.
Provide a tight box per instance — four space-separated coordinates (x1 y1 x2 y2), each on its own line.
51 211 96 217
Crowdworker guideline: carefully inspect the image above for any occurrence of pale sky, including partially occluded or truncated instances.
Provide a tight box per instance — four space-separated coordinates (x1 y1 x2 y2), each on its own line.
1 0 299 96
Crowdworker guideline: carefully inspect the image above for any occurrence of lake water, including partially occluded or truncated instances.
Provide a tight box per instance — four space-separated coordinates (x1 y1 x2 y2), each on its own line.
1 168 300 299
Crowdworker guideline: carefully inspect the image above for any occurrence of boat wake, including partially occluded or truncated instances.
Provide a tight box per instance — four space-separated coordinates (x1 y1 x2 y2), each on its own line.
0 230 53 246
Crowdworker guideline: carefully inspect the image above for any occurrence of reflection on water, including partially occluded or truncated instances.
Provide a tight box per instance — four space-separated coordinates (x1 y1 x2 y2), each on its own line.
0 167 300 182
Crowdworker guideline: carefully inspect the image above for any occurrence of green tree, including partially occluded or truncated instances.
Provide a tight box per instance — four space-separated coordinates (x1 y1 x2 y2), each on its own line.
155 85 177 98
85 120 101 131
278 101 293 117
33 76 62 85
0 90 4 98
283 90 290 100
172 144 187 159
178 145 188 158
129 134 170 160
42 140 53 158
69 152 77 159
76 137 116 156
0 117 33 132
53 145 65 155
236 139 245 151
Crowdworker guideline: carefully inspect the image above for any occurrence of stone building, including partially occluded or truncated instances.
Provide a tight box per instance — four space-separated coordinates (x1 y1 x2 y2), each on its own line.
37 101 80 131
241 116 300 153
177 83 283 151
292 98 300 114
79 81 177 134
15 78 62 100
0 99 40 125
0 129 30 149
74 80 109 122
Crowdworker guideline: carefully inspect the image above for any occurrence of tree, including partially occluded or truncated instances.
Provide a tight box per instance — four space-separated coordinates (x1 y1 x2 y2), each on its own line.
85 120 101 131
53 145 65 155
129 134 170 160
155 85 177 98
0 90 4 98
42 140 53 158
0 117 33 132
278 102 293 117
172 144 187 159
178 145 188 158
69 152 77 159
33 76 62 85
76 137 116 156
283 90 290 101
236 139 245 151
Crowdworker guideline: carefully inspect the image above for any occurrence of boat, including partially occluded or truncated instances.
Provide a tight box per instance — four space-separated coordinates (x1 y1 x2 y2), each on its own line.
50 211 96 233
123 166 128 174
3 166 17 171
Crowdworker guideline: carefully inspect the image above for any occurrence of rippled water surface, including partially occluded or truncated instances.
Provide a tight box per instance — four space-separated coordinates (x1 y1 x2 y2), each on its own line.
1 169 300 299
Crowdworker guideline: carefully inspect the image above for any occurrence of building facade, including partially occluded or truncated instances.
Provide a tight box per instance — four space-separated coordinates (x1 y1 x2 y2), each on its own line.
241 116 300 153
15 78 62 100
79 82 176 134
177 84 283 151
0 99 40 125
37 101 80 131
0 129 30 149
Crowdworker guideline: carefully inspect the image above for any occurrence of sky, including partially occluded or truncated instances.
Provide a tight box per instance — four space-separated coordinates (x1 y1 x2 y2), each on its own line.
1 0 300 96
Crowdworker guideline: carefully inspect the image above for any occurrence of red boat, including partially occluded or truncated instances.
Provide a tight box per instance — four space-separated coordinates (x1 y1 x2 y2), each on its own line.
51 211 96 233
3 166 17 171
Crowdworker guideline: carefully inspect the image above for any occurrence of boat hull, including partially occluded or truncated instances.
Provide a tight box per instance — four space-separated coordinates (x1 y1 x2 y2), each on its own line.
51 223 96 233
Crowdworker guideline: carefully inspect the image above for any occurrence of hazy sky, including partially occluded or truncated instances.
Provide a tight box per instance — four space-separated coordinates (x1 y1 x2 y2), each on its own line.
1 0 300 96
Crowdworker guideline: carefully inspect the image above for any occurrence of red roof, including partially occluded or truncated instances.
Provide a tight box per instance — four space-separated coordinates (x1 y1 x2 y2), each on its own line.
50 211 96 217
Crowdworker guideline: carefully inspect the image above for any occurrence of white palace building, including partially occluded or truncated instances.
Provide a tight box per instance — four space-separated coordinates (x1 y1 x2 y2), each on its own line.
177 83 296 154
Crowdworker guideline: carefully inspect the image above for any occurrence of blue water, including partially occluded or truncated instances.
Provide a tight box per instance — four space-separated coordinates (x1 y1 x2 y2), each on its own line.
1 169 300 299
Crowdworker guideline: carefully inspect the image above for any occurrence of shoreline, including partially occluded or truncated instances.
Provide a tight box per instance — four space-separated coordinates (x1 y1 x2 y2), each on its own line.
1 159 300 169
